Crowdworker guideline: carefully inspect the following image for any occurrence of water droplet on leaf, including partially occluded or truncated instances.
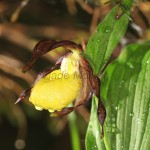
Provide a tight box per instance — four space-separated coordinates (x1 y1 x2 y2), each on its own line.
105 29 111 33
127 62 134 69
106 119 120 134
129 113 134 117
119 80 124 88
130 65 134 69
137 118 140 125
112 103 122 111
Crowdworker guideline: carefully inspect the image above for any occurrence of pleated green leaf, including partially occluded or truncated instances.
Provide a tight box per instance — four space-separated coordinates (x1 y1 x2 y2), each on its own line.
100 42 150 150
85 96 106 150
86 6 129 75
85 1 135 149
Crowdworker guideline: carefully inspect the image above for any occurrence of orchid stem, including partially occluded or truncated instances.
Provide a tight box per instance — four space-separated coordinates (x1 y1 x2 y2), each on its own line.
68 111 81 150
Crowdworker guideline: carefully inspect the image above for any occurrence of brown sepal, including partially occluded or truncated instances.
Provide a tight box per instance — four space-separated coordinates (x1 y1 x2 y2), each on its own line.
74 63 91 107
23 40 82 73
50 107 74 117
97 100 106 137
15 89 31 104
87 58 106 137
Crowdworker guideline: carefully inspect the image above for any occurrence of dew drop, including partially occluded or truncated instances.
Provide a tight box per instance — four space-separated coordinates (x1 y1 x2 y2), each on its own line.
106 124 120 134
105 29 111 33
115 105 122 111
146 60 149 64
112 126 121 134
119 80 124 88
127 62 134 69
115 106 119 110
130 65 134 69
112 103 119 111
137 118 140 125
129 113 134 117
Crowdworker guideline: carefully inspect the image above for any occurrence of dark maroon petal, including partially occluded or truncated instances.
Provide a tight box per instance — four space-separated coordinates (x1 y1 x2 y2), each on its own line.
85 57 106 137
50 107 74 117
23 40 82 72
97 100 106 138
74 65 91 107
23 40 55 73
15 89 31 104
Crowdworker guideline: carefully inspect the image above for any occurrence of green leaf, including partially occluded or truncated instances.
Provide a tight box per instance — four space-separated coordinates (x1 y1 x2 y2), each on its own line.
85 96 106 150
85 1 134 149
86 6 129 75
101 42 150 150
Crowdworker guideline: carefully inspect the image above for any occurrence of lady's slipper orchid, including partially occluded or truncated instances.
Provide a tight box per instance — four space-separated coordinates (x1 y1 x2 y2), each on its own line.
16 40 106 134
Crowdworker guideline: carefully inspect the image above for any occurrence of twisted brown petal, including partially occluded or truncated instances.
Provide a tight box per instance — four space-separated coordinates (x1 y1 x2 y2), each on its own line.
23 40 82 73
50 107 74 117
15 89 31 104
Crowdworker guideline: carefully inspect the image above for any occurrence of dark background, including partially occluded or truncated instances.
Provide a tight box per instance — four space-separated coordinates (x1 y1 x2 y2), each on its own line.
0 0 150 150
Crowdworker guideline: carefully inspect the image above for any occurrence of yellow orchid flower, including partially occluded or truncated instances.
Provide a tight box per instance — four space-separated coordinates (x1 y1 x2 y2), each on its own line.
29 52 82 112
16 40 106 132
